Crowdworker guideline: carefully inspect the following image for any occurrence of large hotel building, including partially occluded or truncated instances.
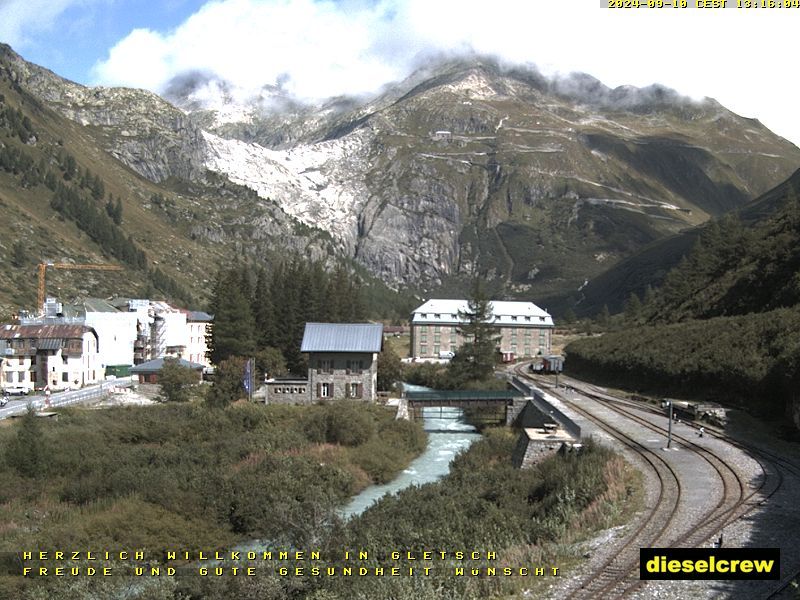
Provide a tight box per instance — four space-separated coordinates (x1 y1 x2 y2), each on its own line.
410 299 554 361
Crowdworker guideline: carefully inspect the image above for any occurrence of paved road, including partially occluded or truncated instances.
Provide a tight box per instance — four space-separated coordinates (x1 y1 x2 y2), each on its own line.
0 379 133 419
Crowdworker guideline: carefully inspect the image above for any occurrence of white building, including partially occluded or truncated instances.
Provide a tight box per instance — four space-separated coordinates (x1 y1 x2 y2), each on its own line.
111 299 211 368
410 299 554 361
184 310 212 369
0 324 101 392
80 299 139 374
21 298 138 377
150 302 188 359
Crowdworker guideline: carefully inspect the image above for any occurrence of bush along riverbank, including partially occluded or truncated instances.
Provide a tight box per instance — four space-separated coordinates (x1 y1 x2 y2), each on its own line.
2 405 638 600
0 401 426 599
176 429 640 600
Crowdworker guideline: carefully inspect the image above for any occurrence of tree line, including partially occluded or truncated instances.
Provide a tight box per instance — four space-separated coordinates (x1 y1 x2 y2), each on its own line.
207 261 366 375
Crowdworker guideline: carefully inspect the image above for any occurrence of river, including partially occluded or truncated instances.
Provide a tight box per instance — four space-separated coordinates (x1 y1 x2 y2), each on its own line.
339 406 482 518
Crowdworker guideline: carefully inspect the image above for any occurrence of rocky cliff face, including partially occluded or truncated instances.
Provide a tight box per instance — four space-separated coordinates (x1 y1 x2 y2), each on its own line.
7 46 800 297
1 45 207 182
181 58 800 292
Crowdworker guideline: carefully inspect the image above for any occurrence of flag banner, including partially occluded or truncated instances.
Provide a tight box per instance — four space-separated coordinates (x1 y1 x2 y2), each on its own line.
243 359 252 394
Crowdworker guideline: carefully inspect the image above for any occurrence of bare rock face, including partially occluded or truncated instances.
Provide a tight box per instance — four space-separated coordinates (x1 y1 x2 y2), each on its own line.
181 58 800 290
1 45 207 182
6 43 800 294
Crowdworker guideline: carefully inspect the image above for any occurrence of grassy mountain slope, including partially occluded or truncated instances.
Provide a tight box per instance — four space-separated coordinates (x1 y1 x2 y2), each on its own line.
643 169 800 321
569 169 800 318
565 170 800 428
0 47 339 315
4 44 800 314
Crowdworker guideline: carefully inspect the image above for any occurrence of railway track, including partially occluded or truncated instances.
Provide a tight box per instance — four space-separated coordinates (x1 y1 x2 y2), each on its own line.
568 379 800 599
512 365 781 599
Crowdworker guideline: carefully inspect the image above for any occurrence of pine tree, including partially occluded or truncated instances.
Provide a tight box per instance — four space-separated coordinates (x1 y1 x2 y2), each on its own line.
252 267 276 349
624 292 642 323
207 269 257 365
447 279 500 386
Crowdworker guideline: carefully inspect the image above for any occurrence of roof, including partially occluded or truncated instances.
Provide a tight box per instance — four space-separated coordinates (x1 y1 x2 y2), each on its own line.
186 311 213 322
410 299 554 327
130 358 205 373
83 298 121 313
300 323 383 353
0 324 95 340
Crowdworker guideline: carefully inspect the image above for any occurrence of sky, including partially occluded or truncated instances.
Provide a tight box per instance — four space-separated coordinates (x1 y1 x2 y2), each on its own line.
1 0 799 146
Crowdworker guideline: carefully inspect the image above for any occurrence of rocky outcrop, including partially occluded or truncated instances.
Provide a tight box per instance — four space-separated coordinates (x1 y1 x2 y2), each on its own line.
6 44 800 294
1 44 207 182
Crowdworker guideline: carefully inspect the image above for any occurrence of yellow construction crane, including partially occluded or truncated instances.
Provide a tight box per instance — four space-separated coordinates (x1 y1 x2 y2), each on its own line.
37 262 123 313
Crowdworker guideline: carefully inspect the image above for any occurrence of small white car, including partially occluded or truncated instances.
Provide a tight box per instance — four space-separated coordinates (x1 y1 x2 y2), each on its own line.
2 385 29 396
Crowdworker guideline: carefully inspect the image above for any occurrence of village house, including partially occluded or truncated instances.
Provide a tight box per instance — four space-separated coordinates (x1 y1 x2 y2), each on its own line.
0 323 101 392
265 322 383 404
410 299 554 362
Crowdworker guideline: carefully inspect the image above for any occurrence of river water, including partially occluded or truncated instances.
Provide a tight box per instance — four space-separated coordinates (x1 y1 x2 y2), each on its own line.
339 406 482 518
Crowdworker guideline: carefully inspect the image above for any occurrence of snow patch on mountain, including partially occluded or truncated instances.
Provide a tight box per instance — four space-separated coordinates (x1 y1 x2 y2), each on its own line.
202 129 372 249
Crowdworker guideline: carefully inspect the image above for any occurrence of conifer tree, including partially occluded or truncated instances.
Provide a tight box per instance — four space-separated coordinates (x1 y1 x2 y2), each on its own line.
207 268 257 365
252 267 276 349
447 279 500 386
624 292 642 323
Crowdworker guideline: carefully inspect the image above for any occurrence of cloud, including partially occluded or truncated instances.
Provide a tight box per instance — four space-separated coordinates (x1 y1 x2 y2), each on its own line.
92 0 408 101
0 0 88 47
88 0 800 145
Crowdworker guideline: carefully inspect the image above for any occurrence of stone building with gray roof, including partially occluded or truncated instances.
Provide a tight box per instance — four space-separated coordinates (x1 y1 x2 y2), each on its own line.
266 322 383 404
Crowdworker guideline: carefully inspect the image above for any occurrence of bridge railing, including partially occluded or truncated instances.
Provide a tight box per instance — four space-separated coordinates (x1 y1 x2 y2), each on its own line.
510 376 582 440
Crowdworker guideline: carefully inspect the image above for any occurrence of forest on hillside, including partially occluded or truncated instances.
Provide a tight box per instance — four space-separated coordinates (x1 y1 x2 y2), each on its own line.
566 181 800 429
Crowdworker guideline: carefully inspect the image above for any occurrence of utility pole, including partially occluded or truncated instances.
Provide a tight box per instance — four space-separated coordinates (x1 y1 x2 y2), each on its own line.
667 401 673 449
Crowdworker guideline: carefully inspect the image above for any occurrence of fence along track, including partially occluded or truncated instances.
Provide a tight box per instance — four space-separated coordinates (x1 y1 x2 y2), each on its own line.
529 371 799 599
513 366 683 598
570 380 800 599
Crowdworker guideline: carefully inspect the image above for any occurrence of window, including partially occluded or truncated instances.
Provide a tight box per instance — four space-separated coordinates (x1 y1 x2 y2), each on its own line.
434 313 441 319
511 316 517 321
420 344 428 355
434 345 440 355
62 372 68 382
525 316 531 321
18 357 23 365
434 325 440 332
348 383 360 398
346 360 365 374
320 383 332 398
